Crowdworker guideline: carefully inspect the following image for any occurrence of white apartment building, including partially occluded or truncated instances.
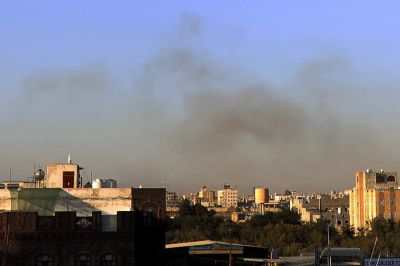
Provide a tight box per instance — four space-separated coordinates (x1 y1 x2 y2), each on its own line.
217 184 238 208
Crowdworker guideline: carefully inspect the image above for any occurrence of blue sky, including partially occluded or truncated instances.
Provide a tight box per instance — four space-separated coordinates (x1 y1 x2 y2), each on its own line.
2 1 400 91
1 1 400 193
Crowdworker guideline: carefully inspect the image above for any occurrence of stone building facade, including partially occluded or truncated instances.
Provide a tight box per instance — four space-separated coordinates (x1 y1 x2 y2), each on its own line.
0 210 165 266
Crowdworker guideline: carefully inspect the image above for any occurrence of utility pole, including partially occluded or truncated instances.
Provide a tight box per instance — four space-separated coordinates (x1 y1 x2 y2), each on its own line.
3 225 9 266
327 223 331 266
228 228 233 266
369 237 378 266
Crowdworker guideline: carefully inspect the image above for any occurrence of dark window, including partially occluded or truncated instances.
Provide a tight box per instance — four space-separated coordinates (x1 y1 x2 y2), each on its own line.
36 254 53 266
63 171 74 188
101 254 117 266
75 254 91 266
388 175 396 182
376 173 386 183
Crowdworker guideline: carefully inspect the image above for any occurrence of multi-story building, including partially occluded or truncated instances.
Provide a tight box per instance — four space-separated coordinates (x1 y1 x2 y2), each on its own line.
197 186 216 207
349 169 399 230
166 191 180 207
217 184 238 208
198 186 208 198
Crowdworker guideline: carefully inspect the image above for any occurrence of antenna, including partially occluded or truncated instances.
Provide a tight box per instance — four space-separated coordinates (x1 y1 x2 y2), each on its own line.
9 167 11 182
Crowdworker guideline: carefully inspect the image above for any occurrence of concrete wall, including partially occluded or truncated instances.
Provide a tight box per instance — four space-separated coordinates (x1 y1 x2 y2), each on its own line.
0 187 166 218
0 189 14 211
0 188 133 216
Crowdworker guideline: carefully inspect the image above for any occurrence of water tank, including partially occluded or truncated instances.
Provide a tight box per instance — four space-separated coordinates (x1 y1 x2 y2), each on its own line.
254 186 269 204
34 169 45 181
92 179 102 189
92 178 117 188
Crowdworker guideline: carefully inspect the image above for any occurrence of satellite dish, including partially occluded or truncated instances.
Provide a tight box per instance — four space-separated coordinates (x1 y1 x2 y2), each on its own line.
34 169 45 181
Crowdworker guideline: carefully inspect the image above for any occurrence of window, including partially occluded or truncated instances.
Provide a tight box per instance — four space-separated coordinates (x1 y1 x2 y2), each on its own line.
376 174 386 183
75 254 91 266
101 254 117 266
63 171 75 188
36 254 53 266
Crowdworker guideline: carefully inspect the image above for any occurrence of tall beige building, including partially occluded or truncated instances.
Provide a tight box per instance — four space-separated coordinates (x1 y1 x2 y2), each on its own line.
217 184 238 208
349 169 399 230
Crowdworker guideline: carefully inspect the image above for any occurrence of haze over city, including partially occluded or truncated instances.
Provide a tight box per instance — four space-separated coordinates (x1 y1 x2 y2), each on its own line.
2 1 400 194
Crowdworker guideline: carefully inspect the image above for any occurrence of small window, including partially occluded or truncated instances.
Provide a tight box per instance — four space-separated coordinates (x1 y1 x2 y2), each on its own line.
101 254 117 266
75 254 91 266
36 254 53 266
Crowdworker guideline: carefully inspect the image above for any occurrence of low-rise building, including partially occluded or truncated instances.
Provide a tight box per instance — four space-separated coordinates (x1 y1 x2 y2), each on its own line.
291 193 349 229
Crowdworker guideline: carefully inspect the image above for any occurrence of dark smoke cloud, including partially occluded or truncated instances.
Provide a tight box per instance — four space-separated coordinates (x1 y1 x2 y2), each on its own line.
174 12 202 37
175 88 305 153
2 13 397 194
126 46 383 193
22 64 112 104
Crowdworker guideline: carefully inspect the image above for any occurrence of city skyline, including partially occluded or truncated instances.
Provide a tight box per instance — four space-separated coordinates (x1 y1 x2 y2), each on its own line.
2 1 400 194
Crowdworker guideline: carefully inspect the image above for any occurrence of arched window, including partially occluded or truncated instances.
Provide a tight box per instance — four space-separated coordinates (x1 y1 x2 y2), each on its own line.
75 254 91 266
36 254 54 266
101 254 117 266
388 175 396 182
